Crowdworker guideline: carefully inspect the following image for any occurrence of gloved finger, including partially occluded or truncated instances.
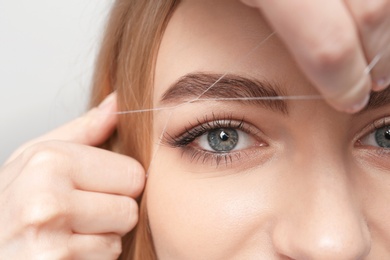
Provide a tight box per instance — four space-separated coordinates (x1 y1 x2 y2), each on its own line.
241 0 371 113
344 0 390 91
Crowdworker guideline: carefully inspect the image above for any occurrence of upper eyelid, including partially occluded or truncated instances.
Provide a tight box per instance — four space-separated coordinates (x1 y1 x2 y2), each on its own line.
353 115 390 144
174 120 247 140
373 117 390 129
163 118 260 148
172 115 246 138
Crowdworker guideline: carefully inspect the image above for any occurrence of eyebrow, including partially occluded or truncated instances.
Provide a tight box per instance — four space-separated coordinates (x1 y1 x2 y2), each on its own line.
362 87 390 112
161 73 390 114
160 73 288 114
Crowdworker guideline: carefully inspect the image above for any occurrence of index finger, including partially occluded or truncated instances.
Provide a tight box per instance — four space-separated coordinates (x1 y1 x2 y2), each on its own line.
242 0 371 112
63 142 145 198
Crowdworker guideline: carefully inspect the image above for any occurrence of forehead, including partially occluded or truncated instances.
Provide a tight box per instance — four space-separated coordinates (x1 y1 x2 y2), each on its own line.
153 0 312 103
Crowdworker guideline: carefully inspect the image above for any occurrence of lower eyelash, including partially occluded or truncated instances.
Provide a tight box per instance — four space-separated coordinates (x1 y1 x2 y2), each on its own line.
356 116 390 147
182 145 245 167
162 114 255 166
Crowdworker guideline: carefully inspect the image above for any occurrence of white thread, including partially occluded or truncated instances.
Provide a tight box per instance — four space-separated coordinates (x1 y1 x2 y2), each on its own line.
112 31 277 116
365 42 390 75
191 32 276 102
195 95 323 102
145 110 173 178
113 33 386 116
113 31 386 176
112 36 386 116
112 95 324 115
144 32 279 175
364 52 384 75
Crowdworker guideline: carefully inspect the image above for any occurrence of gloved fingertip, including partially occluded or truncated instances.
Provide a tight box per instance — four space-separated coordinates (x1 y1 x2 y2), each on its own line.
341 93 370 114
373 77 390 92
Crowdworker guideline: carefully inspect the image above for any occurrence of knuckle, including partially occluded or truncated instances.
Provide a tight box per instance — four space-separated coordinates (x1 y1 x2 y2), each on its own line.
21 192 65 230
357 0 389 26
20 141 75 183
32 249 68 260
101 235 122 259
308 30 356 68
110 238 123 259
22 141 70 170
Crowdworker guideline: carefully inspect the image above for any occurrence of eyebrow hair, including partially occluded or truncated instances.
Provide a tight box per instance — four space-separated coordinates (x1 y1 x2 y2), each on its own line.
160 73 288 114
362 87 390 112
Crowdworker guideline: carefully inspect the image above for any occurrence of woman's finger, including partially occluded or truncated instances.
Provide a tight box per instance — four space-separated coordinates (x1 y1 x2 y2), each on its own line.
344 0 390 91
68 233 122 260
13 140 145 197
69 190 139 235
241 0 371 112
66 146 145 198
5 92 118 164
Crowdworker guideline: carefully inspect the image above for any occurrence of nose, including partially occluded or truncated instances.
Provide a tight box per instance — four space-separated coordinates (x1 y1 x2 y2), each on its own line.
272 156 371 260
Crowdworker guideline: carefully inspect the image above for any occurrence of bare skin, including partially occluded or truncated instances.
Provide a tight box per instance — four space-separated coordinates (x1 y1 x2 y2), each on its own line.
147 1 390 259
1 0 390 258
0 93 145 259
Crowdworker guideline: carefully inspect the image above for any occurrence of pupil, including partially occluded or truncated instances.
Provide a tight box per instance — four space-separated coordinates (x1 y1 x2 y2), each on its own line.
219 131 229 141
375 126 390 148
207 128 239 152
386 129 390 140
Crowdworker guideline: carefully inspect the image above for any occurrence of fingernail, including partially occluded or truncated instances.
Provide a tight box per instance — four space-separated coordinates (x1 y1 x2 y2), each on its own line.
373 77 390 91
344 94 370 113
98 92 116 111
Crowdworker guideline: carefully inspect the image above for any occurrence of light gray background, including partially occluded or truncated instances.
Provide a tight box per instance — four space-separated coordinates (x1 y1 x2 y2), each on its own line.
0 1 112 164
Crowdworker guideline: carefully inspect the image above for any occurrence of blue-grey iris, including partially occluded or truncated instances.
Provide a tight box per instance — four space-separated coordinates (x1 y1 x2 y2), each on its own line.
375 126 390 148
207 128 238 152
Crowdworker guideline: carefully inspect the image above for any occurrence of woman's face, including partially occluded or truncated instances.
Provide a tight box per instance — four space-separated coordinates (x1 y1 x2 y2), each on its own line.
147 0 390 259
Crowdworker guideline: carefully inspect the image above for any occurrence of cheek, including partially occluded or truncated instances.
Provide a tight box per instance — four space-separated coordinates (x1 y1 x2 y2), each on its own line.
353 158 390 244
146 152 280 259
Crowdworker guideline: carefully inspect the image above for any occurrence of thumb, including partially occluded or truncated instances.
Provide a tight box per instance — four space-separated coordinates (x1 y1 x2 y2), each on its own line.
42 92 118 146
5 92 118 163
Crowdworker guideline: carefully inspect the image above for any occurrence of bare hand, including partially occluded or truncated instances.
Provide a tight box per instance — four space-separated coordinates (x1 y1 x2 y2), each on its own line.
0 93 145 259
241 0 390 112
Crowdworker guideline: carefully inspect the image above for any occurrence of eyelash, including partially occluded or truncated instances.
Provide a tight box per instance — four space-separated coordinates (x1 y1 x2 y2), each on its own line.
163 114 390 168
163 114 261 166
356 116 390 150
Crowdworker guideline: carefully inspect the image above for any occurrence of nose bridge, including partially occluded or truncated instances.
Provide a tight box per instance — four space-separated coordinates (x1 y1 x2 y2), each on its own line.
273 145 371 259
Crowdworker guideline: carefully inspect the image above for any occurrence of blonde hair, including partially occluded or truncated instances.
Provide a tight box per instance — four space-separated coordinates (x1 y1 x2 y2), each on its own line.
89 0 179 258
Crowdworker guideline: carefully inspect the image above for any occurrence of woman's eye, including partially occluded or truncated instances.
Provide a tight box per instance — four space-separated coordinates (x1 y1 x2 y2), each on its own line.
195 128 256 152
360 125 390 148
